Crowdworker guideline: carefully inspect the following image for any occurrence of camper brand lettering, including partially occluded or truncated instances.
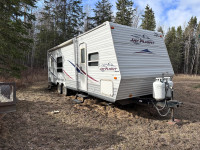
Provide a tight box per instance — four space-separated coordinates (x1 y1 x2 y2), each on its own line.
130 34 154 45
99 63 117 72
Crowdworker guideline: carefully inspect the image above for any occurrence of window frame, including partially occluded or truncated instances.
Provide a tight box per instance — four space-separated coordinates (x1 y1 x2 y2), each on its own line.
88 52 99 67
57 56 63 73
81 48 85 64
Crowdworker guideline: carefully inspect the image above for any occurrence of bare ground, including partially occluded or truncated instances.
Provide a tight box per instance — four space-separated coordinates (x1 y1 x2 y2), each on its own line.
0 75 200 149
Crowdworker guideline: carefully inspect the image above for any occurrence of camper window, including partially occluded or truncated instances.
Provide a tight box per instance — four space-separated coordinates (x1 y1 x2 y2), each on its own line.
57 57 63 67
57 69 62 72
57 57 63 72
88 52 99 66
81 48 85 63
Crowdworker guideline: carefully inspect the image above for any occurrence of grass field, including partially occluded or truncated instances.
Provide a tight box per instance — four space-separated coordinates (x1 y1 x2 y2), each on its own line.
0 75 200 149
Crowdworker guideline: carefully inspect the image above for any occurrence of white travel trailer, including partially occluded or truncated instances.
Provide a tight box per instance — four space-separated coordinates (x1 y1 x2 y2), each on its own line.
47 21 174 103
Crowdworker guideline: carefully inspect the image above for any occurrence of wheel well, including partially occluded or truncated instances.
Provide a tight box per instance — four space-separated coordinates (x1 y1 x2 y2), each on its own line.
57 83 63 87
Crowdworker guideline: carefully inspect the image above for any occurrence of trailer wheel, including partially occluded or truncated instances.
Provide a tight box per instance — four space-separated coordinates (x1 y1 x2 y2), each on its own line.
63 87 68 96
57 84 62 94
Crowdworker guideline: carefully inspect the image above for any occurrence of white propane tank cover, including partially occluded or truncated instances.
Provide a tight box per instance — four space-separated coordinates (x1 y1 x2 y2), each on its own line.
153 78 165 101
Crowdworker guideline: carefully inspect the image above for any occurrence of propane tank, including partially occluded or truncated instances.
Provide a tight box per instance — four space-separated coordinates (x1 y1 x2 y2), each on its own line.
153 78 165 101
164 77 173 99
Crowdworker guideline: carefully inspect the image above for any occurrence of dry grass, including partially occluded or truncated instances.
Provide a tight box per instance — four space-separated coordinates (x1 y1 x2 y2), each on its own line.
0 75 200 149
174 74 200 81
193 84 200 89
0 69 47 89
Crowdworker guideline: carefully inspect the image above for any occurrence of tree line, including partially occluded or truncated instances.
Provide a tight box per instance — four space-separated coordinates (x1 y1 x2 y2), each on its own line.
0 0 199 78
165 17 200 74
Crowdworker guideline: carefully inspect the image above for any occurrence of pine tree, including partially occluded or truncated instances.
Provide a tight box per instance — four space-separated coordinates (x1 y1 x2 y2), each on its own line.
157 26 164 35
35 0 84 68
165 27 181 73
0 0 36 77
93 0 113 26
176 26 184 73
55 0 84 41
35 0 58 68
165 26 185 74
141 5 156 31
115 0 135 26
66 0 84 40
195 22 200 74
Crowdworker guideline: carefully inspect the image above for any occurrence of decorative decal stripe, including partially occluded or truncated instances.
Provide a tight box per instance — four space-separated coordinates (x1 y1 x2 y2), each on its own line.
80 69 99 82
49 69 57 78
63 70 73 80
135 49 153 54
68 60 83 74
68 60 98 82
51 55 57 62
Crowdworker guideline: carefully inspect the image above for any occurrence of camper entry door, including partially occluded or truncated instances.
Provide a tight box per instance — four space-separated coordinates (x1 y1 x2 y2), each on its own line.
79 43 88 91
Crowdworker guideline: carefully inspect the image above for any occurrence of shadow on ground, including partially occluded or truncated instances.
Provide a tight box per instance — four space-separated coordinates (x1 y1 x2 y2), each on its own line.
0 99 125 150
80 94 200 124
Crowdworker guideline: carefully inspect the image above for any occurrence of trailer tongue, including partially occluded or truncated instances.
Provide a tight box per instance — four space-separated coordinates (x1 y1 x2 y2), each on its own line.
152 74 182 123
152 99 182 123
127 75 183 123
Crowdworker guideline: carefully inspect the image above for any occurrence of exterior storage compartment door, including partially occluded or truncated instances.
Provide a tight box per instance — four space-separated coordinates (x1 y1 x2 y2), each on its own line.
101 80 113 97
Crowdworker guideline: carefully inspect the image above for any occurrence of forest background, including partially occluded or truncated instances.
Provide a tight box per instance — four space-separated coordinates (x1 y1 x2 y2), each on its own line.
1 0 200 79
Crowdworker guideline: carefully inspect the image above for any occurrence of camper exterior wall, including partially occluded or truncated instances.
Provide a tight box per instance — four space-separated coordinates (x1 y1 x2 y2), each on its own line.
77 23 120 101
48 22 120 102
61 44 77 88
109 22 174 100
48 22 174 103
48 44 77 89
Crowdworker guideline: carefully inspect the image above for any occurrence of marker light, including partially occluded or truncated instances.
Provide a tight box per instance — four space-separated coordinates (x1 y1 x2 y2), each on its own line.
111 26 115 29
114 77 117 79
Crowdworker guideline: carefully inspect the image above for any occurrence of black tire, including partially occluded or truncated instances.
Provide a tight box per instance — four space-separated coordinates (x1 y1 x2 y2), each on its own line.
63 86 68 96
57 84 62 94
63 87 72 96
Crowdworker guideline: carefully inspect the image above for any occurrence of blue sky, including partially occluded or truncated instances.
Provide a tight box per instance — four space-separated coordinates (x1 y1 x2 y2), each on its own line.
37 0 200 32
82 0 200 31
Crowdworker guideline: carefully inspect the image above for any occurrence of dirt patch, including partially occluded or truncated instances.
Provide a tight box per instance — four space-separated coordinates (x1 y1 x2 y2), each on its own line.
0 76 200 149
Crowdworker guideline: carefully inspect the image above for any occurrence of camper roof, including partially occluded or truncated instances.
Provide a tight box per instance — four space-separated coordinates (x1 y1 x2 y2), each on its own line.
48 22 108 52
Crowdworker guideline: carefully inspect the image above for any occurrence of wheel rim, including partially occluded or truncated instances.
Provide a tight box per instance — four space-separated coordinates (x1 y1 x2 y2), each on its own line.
57 85 61 94
63 87 67 96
